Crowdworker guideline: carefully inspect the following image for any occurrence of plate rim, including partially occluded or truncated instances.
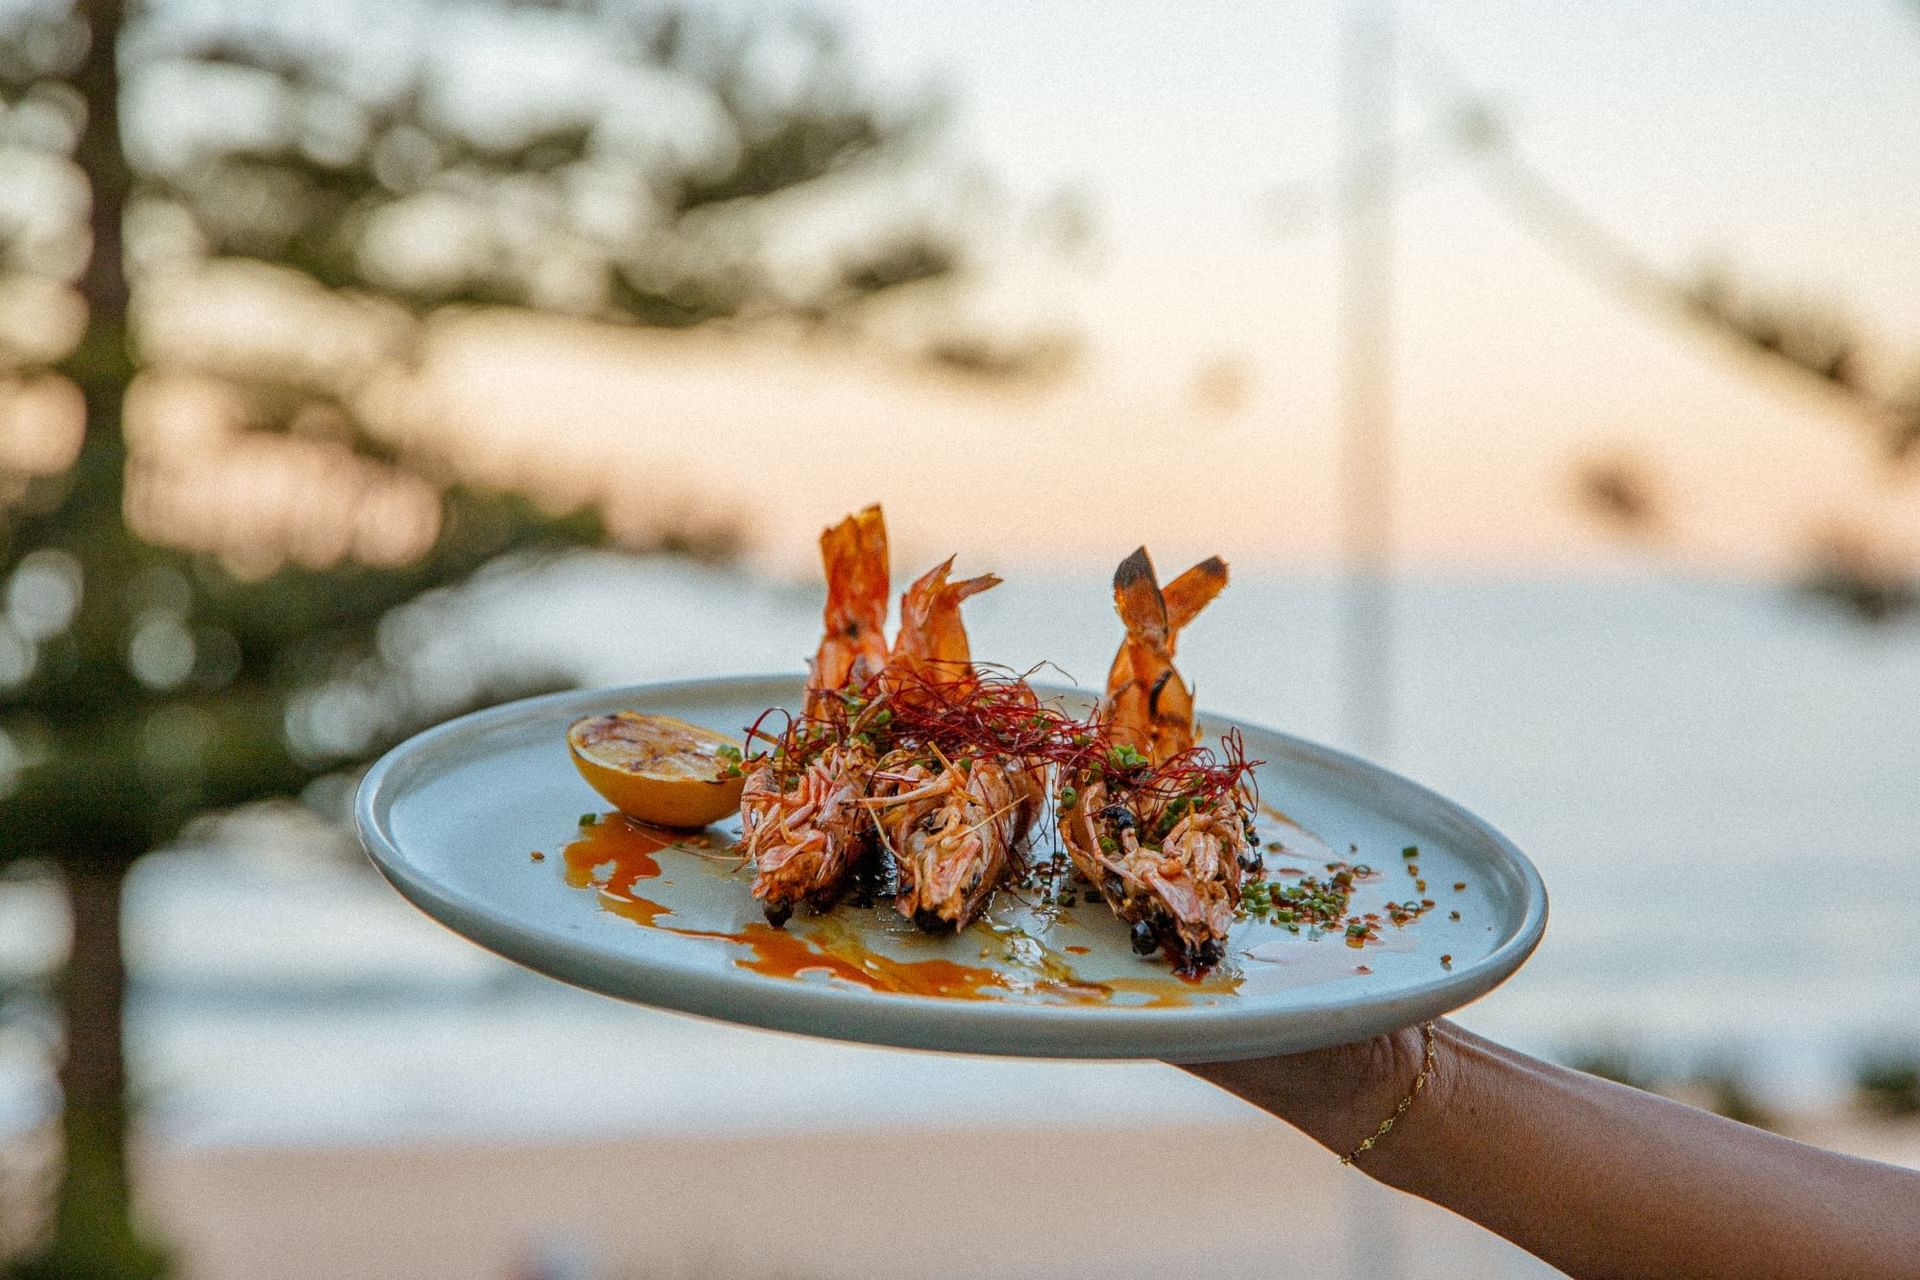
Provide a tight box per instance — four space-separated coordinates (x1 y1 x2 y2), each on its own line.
355 674 1548 1062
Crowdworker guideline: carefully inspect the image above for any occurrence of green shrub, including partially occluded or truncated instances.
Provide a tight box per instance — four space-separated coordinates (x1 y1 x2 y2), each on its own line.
1852 1049 1920 1117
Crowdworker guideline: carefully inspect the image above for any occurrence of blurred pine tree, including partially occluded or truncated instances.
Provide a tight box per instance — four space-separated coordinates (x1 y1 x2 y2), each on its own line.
0 1 1030 1271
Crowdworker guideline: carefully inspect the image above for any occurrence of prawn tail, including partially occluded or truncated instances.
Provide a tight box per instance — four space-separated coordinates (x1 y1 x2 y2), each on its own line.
809 505 891 708
820 504 891 641
1111 547 1171 654
889 556 1000 692
1105 548 1226 764
1162 555 1228 636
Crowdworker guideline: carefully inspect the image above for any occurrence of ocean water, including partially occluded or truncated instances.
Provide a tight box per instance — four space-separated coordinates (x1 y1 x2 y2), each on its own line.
2 558 1917 1148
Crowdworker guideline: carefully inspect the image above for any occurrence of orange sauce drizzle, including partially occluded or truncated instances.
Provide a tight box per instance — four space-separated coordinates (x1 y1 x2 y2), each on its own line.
562 814 675 927
666 919 1083 1000
552 813 1247 1008
1103 975 1220 1008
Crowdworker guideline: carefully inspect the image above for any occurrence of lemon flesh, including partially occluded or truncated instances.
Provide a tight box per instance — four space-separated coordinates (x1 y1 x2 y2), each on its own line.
567 712 745 829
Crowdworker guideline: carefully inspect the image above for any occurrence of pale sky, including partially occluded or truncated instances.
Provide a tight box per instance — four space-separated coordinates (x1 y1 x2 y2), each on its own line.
425 0 1920 577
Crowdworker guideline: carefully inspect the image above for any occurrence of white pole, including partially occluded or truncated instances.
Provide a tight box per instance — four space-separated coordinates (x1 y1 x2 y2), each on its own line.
1339 0 1396 758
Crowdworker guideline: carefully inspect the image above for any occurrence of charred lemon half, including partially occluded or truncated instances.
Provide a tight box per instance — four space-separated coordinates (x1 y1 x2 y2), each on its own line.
566 712 745 829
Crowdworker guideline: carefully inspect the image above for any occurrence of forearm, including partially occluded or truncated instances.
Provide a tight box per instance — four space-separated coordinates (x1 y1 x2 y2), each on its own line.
1184 1021 1920 1280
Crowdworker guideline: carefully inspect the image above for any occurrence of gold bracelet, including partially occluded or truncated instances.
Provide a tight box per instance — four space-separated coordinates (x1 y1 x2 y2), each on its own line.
1340 1020 1439 1166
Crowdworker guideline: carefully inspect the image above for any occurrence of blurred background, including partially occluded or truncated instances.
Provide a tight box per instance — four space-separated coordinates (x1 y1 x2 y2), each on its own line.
2 1 1918 1277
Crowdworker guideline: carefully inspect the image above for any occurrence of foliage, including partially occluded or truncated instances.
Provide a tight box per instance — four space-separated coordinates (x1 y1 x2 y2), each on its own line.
1559 1039 1663 1093
1560 1040 1776 1130
1412 59 1920 623
0 0 996 866
0 1 1029 1272
1569 268 1920 626
1551 201 1920 623
1686 1059 1775 1132
1852 1047 1920 1118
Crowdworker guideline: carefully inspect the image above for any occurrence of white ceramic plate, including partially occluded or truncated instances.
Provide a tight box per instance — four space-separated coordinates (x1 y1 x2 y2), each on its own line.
356 676 1546 1062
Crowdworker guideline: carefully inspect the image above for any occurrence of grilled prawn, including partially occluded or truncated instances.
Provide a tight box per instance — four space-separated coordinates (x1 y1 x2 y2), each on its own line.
871 750 1041 932
869 559 1045 932
742 506 890 926
1059 548 1256 974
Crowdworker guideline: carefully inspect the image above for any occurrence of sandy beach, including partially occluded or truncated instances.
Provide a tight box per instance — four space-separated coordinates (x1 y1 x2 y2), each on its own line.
140 1120 1538 1280
133 1113 1920 1280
